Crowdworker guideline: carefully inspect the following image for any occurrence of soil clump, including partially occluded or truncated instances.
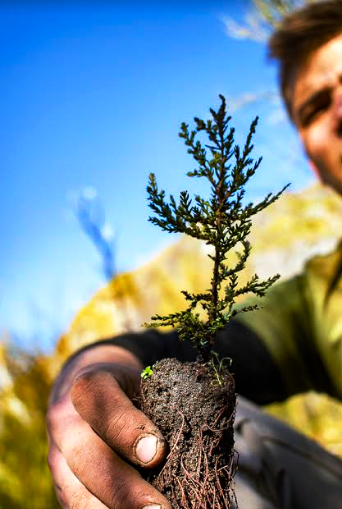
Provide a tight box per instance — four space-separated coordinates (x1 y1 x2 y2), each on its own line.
140 357 237 509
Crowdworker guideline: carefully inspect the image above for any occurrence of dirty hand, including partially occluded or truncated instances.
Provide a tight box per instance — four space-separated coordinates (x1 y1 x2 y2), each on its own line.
46 344 170 509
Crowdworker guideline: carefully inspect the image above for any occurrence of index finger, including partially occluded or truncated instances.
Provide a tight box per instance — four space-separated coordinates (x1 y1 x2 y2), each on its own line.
71 368 167 468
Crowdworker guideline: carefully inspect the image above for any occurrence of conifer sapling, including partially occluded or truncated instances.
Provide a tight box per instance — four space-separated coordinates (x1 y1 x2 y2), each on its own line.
140 96 289 509
144 94 289 365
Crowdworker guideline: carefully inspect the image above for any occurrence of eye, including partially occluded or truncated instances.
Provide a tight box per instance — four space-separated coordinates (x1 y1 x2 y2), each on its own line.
305 104 327 124
301 95 331 127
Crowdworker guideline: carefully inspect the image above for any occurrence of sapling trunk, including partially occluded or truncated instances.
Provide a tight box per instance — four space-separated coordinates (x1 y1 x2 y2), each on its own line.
140 95 289 508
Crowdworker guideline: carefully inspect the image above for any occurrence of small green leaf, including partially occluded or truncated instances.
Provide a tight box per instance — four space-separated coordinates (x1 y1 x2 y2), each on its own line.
141 366 154 380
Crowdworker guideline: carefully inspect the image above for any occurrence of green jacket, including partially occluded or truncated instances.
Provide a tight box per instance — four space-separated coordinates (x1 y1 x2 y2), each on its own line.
236 239 342 400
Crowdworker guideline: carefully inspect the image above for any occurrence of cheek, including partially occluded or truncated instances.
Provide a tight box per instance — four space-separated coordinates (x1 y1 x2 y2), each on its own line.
302 125 330 171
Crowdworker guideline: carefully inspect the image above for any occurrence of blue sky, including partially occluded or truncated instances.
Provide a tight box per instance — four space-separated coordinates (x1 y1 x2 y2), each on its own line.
0 1 314 351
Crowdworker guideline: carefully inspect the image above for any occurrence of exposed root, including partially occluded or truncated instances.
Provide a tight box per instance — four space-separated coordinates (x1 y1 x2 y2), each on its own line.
147 408 237 508
158 411 186 477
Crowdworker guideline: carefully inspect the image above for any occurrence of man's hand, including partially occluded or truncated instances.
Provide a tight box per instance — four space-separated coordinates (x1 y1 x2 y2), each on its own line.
46 344 170 509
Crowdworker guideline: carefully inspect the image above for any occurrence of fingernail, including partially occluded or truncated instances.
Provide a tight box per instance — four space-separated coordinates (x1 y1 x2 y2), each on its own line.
142 505 161 509
135 435 158 463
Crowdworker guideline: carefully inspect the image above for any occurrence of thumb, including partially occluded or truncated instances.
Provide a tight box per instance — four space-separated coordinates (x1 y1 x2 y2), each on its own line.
71 368 167 468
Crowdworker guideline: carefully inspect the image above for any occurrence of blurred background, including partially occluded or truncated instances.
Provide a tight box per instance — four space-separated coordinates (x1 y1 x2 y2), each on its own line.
1 1 342 508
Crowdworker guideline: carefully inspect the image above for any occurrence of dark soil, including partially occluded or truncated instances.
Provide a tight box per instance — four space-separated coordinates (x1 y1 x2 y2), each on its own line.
140 357 237 509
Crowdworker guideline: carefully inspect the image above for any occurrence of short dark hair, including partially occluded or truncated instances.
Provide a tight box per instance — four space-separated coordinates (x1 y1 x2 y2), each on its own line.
268 0 342 120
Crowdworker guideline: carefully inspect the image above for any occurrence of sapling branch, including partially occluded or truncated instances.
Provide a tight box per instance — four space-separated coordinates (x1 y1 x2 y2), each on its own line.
144 95 289 364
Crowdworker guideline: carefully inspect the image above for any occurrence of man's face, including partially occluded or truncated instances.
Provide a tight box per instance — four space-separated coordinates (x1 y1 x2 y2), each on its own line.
291 33 342 196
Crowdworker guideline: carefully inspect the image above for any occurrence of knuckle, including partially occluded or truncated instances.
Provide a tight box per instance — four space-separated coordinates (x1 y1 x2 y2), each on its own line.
71 369 118 408
108 480 131 508
46 397 76 443
46 405 60 433
71 372 96 403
